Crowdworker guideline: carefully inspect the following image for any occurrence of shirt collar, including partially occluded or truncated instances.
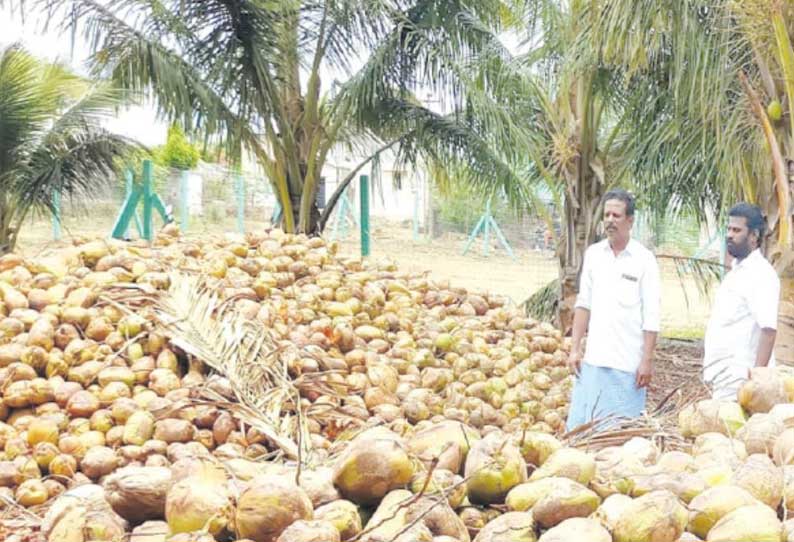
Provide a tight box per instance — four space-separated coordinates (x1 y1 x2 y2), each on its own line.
602 238 635 255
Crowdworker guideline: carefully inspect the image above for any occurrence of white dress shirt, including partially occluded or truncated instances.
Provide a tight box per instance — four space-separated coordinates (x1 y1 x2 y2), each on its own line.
704 249 779 399
576 238 661 373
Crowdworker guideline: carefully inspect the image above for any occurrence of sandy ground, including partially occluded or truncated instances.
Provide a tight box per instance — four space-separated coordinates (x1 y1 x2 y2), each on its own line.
16 212 714 337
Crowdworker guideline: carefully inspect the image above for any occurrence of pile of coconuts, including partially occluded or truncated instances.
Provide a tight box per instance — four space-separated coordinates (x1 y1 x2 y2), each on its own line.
0 226 576 541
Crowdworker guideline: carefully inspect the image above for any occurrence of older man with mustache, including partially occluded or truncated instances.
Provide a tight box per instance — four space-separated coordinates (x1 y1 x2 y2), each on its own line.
703 202 780 400
565 189 661 431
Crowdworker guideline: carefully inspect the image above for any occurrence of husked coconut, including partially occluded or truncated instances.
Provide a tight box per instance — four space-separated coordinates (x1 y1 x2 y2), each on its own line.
738 367 787 414
165 463 233 537
737 413 783 455
731 454 783 509
274 520 340 542
333 430 414 505
408 420 481 474
612 490 688 542
686 485 760 539
530 448 595 485
314 500 362 541
406 496 470 541
471 511 536 542
103 466 172 523
530 478 600 529
705 503 782 542
465 432 527 505
537 517 610 542
235 475 313 542
591 493 633 532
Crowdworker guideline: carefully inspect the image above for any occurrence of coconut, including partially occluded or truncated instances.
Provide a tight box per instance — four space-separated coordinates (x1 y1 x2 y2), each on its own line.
686 485 760 539
705 503 782 541
537 517 611 542
128 521 168 542
465 432 527 505
591 455 645 498
738 367 787 414
774 428 794 466
471 511 536 542
530 447 595 485
165 464 233 536
592 493 633 532
314 500 362 541
530 478 600 529
654 451 695 474
513 431 561 468
16 478 48 506
737 413 783 455
408 420 480 474
693 433 747 460
298 467 341 508
81 446 118 480
235 475 314 542
679 400 746 437
731 454 783 509
360 489 413 542
103 466 172 523
410 469 466 509
621 437 660 466
506 477 565 512
612 490 688 542
406 496 470 541
123 410 155 446
333 431 414 505
274 520 340 542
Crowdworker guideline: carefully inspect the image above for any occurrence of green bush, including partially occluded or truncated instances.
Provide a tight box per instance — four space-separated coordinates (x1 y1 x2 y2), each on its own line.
155 125 201 171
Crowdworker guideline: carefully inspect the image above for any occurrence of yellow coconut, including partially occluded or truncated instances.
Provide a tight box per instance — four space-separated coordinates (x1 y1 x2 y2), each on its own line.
680 400 746 437
464 432 527 505
731 454 783 509
333 431 414 505
686 485 760 539
737 413 783 456
360 489 413 541
405 496 470 541
738 367 788 414
592 493 633 532
506 478 561 512
612 490 688 542
235 475 314 542
513 431 561 468
471 511 536 542
313 500 362 541
705 504 782 542
165 464 233 537
530 478 600 529
407 420 481 474
530 447 596 485
537 517 611 542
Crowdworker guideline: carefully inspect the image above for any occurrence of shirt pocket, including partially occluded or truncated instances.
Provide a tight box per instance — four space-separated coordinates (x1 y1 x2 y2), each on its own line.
616 273 641 308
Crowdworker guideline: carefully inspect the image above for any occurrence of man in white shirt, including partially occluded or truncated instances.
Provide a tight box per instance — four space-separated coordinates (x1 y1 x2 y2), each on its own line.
703 203 779 400
566 189 661 431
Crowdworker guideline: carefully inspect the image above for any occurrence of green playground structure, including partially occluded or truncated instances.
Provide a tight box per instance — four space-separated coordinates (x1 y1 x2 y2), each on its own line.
462 197 516 260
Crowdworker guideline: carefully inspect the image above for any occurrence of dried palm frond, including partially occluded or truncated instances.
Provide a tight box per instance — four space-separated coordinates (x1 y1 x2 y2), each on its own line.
103 272 326 462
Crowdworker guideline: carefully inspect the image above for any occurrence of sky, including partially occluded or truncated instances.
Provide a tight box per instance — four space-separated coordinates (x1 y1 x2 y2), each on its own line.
0 5 169 146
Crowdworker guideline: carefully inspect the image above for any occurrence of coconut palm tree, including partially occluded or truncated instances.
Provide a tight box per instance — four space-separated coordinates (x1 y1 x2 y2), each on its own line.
0 44 132 253
37 0 535 235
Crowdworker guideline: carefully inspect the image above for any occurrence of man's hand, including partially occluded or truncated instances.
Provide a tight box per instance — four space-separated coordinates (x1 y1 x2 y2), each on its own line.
567 349 583 377
636 359 653 388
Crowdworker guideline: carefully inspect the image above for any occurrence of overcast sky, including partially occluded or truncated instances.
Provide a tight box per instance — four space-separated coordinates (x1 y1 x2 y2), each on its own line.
0 5 169 146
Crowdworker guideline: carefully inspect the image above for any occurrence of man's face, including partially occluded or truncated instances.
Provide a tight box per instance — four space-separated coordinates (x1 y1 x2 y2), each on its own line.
726 216 756 259
603 199 633 242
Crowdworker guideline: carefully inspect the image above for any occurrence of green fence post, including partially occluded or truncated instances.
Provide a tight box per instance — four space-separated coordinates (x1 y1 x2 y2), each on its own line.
52 190 62 241
359 175 370 257
235 173 245 234
179 170 189 233
142 160 153 241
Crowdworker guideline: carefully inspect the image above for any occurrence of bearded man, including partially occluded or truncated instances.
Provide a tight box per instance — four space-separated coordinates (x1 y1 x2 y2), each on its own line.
703 202 780 400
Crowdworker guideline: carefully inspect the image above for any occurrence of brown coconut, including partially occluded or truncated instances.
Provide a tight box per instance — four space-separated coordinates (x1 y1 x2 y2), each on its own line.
235 475 314 542
103 466 172 523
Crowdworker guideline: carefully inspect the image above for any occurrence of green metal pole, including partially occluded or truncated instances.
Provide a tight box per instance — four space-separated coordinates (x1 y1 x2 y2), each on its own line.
359 175 370 257
235 173 245 234
142 160 153 241
179 170 189 233
483 198 492 257
52 190 61 241
124 169 134 238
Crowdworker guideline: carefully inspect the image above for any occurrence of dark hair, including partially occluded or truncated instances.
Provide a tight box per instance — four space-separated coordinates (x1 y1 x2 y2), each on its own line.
728 202 765 239
603 189 635 217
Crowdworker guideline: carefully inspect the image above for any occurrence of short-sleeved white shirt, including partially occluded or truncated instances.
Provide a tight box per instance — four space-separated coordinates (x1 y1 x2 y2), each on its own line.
703 249 779 395
575 238 661 373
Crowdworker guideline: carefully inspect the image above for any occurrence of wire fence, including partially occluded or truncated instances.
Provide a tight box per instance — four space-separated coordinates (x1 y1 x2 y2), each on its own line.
20 164 718 337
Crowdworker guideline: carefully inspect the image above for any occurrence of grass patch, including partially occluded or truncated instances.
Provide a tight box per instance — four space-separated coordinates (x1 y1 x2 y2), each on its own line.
661 325 705 341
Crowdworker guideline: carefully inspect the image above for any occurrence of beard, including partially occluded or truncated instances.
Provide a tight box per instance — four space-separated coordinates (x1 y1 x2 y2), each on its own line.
727 240 752 259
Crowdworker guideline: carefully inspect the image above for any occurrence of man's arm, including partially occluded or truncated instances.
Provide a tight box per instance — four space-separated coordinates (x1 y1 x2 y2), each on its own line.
636 331 658 388
568 308 590 376
755 328 777 367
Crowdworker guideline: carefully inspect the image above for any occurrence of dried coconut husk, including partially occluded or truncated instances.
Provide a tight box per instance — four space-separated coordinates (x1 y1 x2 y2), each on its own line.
738 367 787 414
465 432 526 505
313 500 362 541
537 517 611 542
165 463 233 537
103 466 172 523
